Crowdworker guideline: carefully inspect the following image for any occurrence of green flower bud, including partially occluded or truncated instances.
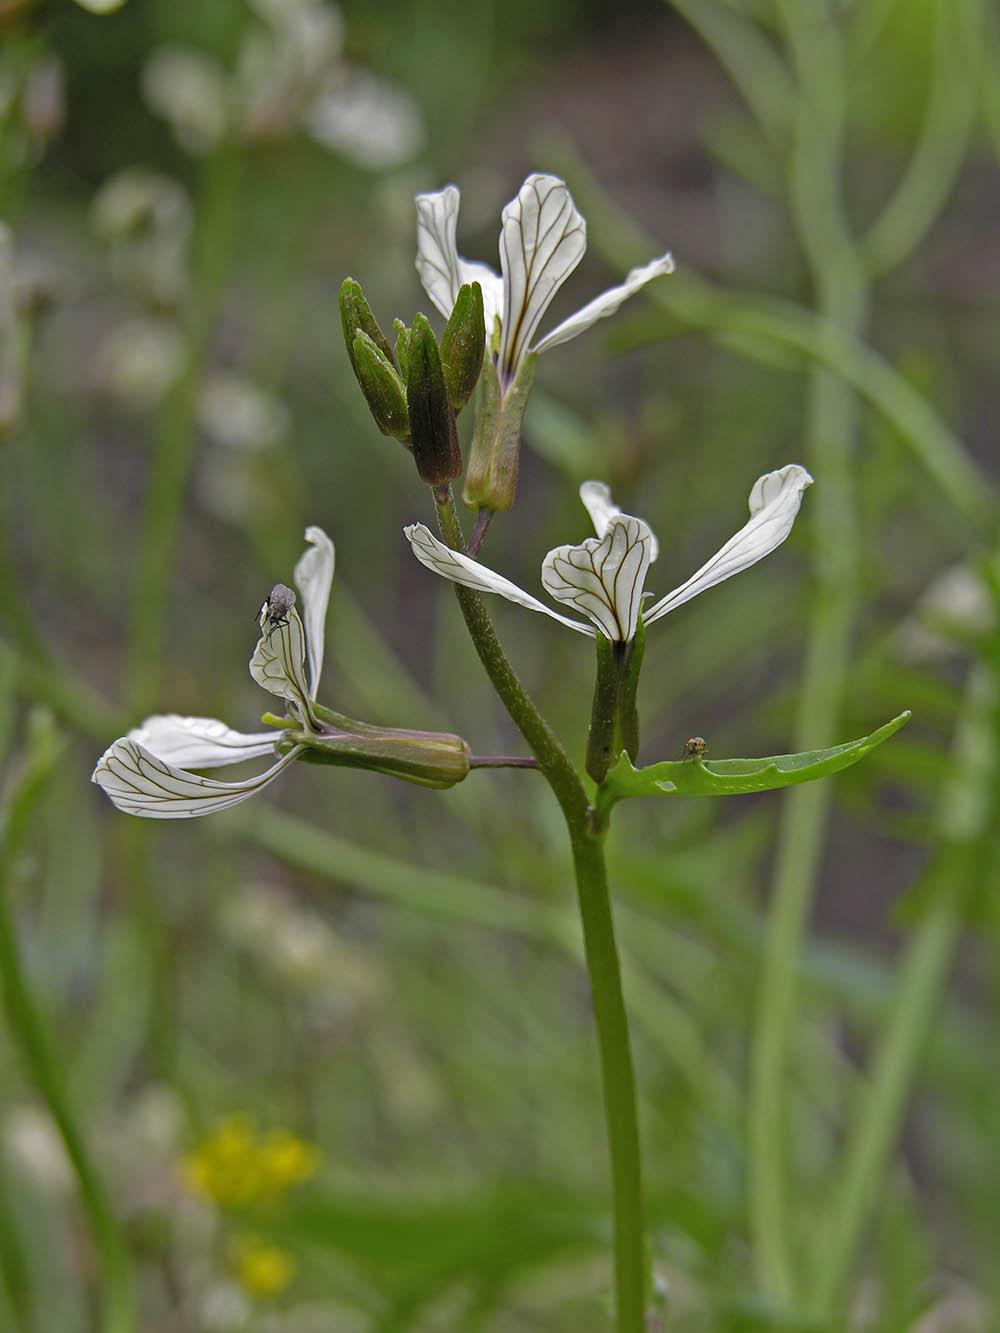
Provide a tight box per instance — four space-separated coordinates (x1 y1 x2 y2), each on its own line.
339 276 396 381
406 313 461 487
462 351 537 513
439 282 485 414
351 330 410 439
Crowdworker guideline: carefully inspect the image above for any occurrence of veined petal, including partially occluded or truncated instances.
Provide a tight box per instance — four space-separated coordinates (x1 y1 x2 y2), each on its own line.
404 523 594 635
127 715 278 769
293 525 335 698
91 738 302 819
532 253 675 354
644 464 813 625
541 515 655 642
579 481 659 561
498 174 586 379
414 185 503 329
249 607 317 722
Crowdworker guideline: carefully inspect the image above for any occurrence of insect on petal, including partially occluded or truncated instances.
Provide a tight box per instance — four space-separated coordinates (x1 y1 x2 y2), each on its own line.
249 606 316 722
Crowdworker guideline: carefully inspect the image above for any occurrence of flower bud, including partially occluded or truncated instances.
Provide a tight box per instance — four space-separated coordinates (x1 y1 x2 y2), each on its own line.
439 282 485 413
462 351 537 513
339 277 396 382
351 330 410 439
406 313 461 487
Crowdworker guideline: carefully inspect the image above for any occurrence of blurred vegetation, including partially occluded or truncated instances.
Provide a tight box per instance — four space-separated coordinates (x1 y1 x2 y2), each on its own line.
1 0 999 1328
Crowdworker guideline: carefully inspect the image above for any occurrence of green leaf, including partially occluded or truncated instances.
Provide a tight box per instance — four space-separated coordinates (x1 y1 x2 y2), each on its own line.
596 711 911 815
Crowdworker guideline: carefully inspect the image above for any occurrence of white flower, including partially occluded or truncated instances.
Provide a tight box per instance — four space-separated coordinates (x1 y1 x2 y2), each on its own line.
92 527 334 818
405 465 813 644
415 173 674 395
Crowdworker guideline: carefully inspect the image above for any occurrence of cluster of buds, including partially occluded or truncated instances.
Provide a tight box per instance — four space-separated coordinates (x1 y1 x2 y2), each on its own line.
343 173 673 512
339 276 485 489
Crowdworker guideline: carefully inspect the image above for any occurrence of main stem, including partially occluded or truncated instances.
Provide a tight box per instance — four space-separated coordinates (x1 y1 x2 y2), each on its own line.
434 489 645 1331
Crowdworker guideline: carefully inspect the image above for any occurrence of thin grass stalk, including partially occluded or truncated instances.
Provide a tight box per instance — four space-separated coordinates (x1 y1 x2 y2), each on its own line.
809 642 998 1318
0 746 135 1333
747 3 868 1300
124 143 242 714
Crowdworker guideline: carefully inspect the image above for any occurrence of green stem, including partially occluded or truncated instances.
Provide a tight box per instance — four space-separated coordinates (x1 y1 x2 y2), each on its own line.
570 831 646 1331
433 488 646 1331
124 144 242 715
748 3 868 1302
0 1167 29 1332
0 865 134 1333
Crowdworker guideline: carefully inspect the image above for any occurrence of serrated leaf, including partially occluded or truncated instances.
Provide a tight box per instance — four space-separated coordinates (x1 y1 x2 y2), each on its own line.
597 711 911 814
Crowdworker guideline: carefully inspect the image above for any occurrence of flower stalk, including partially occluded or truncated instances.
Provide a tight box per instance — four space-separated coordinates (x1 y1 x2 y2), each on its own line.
433 486 646 1332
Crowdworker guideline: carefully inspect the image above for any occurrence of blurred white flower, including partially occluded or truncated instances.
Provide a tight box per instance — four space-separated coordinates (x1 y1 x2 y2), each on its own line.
4 1106 73 1196
238 0 343 138
73 0 129 12
407 465 813 644
142 47 232 156
141 4 422 170
304 67 424 168
198 374 290 451
92 169 192 306
95 317 187 411
896 564 994 662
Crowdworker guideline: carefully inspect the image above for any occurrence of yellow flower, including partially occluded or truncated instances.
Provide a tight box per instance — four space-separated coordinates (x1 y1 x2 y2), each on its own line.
231 1235 297 1300
180 1117 319 1208
256 1129 321 1194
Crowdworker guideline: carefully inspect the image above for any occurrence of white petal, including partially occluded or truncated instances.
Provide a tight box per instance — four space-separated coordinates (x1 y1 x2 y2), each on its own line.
127 715 278 768
92 738 301 819
404 523 594 636
532 253 675 355
249 606 316 721
414 185 503 328
579 481 659 561
541 515 655 642
498 174 586 379
293 525 334 697
644 464 813 625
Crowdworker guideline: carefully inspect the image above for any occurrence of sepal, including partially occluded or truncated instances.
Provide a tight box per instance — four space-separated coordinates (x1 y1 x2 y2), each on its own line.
462 352 537 512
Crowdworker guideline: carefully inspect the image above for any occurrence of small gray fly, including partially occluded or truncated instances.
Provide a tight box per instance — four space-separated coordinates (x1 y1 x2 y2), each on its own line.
260 583 296 640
